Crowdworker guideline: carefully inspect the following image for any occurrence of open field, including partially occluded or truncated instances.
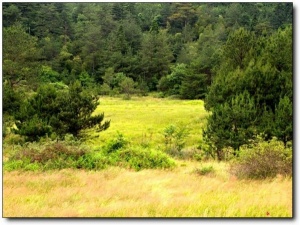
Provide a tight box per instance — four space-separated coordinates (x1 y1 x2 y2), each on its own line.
3 160 292 217
3 96 293 217
86 95 208 149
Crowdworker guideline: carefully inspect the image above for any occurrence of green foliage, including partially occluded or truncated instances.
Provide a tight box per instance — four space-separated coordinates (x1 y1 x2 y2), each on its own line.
203 91 257 160
117 147 176 171
230 138 292 179
119 77 136 100
204 24 292 160
157 63 186 96
3 24 39 86
4 142 87 171
2 3 292 95
78 71 94 87
39 65 60 83
139 30 174 90
105 132 128 153
4 137 176 172
3 82 23 116
14 82 110 141
274 96 293 146
222 27 255 70
180 73 208 99
194 165 215 176
163 124 189 156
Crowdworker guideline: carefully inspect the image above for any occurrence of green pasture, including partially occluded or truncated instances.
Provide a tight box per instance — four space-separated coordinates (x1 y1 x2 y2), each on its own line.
86 96 208 149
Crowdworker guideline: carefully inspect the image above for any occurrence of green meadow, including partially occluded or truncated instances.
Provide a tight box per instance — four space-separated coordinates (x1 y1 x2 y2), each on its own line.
3 96 292 217
86 95 208 149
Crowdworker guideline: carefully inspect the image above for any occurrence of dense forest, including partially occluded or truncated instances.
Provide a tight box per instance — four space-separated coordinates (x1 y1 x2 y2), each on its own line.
3 2 292 161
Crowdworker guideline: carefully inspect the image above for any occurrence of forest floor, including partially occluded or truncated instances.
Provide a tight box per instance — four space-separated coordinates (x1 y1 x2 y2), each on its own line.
2 96 293 217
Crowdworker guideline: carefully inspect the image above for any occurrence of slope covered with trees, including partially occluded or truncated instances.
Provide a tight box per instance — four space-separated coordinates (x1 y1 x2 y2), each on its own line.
3 3 292 161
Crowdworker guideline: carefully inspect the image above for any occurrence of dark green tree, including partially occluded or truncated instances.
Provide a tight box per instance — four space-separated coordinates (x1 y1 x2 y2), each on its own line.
138 30 173 90
274 96 293 147
3 24 39 86
203 91 257 160
14 82 110 141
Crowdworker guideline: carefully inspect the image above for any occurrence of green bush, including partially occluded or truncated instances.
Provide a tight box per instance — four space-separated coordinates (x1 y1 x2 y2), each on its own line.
6 142 87 171
163 124 189 157
105 132 128 153
194 165 215 176
76 152 118 170
4 139 176 172
117 147 176 171
230 138 292 179
4 159 26 171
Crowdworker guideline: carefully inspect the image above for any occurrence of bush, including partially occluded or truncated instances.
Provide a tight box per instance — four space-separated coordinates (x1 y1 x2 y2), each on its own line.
194 165 215 176
6 142 87 171
4 139 176 172
230 138 292 179
163 124 189 156
117 147 176 171
105 132 128 153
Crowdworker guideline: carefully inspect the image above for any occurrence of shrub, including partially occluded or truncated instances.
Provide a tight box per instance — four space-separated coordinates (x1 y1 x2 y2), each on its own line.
163 124 189 156
117 147 176 171
7 142 87 171
194 165 215 176
105 132 128 153
230 138 292 179
76 152 118 170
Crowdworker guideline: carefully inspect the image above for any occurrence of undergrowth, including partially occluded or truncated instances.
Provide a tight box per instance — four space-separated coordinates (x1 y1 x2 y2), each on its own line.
230 138 292 179
4 133 176 172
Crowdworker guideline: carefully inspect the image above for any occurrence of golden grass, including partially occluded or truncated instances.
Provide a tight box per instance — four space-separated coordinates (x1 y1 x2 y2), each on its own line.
3 160 292 217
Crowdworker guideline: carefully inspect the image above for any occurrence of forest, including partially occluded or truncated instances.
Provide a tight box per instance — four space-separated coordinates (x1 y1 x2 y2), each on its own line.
3 2 293 217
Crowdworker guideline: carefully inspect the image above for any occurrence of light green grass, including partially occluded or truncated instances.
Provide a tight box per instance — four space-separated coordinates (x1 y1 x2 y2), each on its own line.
86 96 208 149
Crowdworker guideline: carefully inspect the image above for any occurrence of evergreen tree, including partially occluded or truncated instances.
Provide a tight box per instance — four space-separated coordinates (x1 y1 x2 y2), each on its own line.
203 91 257 159
14 82 110 141
138 30 173 90
3 24 39 86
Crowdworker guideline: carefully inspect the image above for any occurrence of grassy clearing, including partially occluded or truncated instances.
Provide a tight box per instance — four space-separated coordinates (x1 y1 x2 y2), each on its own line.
3 96 293 217
86 96 207 149
3 160 292 217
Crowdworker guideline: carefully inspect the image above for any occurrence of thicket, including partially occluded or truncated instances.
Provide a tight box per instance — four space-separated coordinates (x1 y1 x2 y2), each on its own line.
4 134 175 172
203 25 292 160
230 138 292 179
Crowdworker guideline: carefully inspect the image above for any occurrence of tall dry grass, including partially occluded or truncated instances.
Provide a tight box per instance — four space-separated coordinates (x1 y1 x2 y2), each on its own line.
3 160 292 217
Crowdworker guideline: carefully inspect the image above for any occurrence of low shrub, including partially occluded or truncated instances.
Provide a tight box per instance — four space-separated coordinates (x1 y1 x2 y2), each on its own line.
76 152 119 170
163 124 189 156
5 142 87 171
194 165 215 176
4 139 176 172
230 138 292 179
117 147 176 171
105 132 128 153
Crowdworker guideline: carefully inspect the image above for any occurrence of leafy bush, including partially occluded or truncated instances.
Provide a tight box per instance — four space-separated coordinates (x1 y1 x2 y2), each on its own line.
5 142 87 171
230 138 292 179
105 132 128 153
117 147 176 171
163 124 189 156
4 138 176 172
194 165 215 176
